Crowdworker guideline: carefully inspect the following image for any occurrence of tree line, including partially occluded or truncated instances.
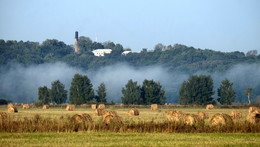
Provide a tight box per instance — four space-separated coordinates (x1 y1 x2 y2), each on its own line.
38 73 165 105
1 38 259 74
37 73 253 105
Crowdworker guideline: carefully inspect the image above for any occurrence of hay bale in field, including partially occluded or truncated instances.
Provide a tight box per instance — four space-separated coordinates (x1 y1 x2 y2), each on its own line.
94 108 104 116
22 104 30 109
0 112 8 119
72 113 93 123
102 110 118 118
248 106 260 114
7 107 18 113
197 111 209 120
230 111 242 119
151 104 158 110
128 109 139 116
206 104 214 110
102 110 123 125
210 113 233 126
247 113 260 124
81 113 93 122
166 110 184 122
102 114 123 125
98 104 105 109
183 114 197 125
66 105 75 111
42 105 49 109
247 106 260 124
91 104 97 110
7 103 14 108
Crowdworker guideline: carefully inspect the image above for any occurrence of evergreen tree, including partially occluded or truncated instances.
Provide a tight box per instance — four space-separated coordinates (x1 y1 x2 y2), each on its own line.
217 79 236 105
121 79 142 104
141 79 166 105
96 82 107 103
179 75 215 105
38 86 50 104
69 74 94 104
50 80 68 104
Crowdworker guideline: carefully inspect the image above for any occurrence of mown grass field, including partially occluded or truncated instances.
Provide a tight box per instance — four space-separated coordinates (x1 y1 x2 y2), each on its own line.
1 105 260 146
1 132 260 146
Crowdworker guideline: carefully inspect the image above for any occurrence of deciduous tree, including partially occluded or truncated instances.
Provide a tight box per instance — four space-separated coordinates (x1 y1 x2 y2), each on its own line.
179 75 215 105
50 80 67 104
121 79 142 104
38 86 50 104
96 82 107 103
69 74 94 104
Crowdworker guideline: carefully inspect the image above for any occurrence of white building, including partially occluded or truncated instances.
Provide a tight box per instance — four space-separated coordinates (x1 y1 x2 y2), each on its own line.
92 49 112 56
122 50 140 55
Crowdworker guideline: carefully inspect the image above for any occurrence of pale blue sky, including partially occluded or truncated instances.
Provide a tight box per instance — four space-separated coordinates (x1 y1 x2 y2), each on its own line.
0 0 259 52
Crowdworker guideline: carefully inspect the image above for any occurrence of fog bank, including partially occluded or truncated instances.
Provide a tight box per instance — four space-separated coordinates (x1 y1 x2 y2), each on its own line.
0 62 259 103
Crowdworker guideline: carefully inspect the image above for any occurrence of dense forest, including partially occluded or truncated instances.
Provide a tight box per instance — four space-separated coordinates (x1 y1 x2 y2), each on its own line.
0 37 260 104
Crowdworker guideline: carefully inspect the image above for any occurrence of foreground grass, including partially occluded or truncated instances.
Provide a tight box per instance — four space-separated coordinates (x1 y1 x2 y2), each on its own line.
0 132 260 147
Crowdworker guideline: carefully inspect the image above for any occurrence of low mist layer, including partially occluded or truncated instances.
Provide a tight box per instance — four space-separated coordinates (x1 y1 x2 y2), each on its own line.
0 62 259 103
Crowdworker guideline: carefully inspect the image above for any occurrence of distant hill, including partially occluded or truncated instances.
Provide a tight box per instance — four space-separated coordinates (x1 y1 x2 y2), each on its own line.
0 38 259 73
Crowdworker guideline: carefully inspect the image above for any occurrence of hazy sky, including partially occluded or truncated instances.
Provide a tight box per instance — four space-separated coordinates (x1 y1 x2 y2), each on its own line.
0 0 259 52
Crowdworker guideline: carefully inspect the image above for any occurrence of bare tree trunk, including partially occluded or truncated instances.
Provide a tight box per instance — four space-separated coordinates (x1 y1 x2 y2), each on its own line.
248 94 251 104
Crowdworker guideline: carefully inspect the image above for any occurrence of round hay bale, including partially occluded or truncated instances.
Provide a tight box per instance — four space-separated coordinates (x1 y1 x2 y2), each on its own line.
197 111 209 120
22 104 30 109
102 110 122 125
230 110 242 119
247 113 260 124
94 108 104 116
66 105 75 111
166 110 184 122
42 105 49 109
72 114 84 123
183 114 197 125
7 107 18 113
81 113 93 122
128 109 139 116
102 110 118 118
206 104 214 110
248 106 260 114
151 104 158 110
210 113 233 126
72 113 93 123
102 114 123 125
98 104 105 109
91 104 97 110
102 114 114 125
